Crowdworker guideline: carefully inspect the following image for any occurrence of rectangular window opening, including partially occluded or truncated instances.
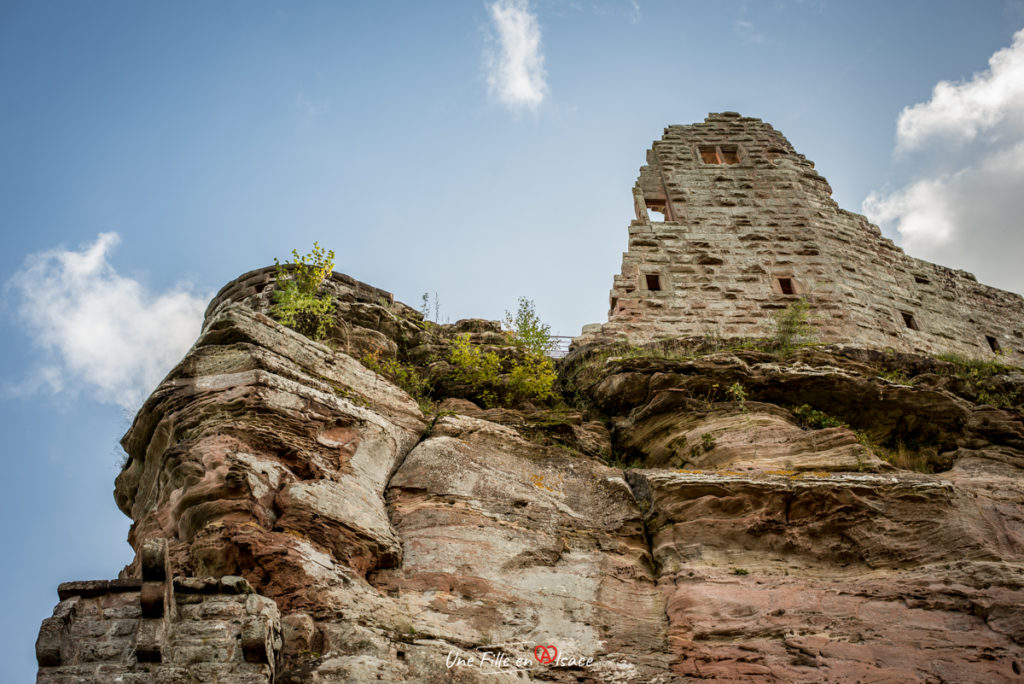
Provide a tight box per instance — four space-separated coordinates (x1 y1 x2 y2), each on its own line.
699 145 741 165
610 297 618 313
914 276 930 285
901 312 919 331
699 146 720 164
720 146 740 164
778 277 794 295
645 274 662 291
986 335 1002 353
645 198 668 222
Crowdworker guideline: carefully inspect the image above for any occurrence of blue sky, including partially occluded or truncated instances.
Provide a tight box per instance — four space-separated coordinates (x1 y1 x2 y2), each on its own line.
3 1 1024 678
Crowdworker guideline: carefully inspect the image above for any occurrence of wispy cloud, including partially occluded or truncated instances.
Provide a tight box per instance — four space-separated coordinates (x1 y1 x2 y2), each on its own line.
734 19 764 44
295 91 327 128
484 0 548 110
628 0 641 24
863 28 1024 296
5 233 209 410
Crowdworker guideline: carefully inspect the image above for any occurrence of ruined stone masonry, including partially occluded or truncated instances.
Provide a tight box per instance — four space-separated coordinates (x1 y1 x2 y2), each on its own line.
35 115 1024 682
579 112 1024 365
36 539 280 682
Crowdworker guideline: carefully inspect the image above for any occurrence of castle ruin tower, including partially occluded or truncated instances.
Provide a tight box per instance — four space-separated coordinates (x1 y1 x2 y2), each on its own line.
577 112 1024 364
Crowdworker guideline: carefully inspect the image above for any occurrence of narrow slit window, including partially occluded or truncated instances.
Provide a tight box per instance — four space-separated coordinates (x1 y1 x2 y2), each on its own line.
901 312 919 331
645 274 662 291
986 335 1002 353
610 297 618 313
778 278 794 295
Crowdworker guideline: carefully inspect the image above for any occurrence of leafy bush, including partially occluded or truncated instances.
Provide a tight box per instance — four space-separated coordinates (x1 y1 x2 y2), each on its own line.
726 382 747 403
448 333 504 407
792 404 846 429
448 298 558 408
701 432 716 451
360 350 433 412
504 297 556 356
507 352 557 404
271 243 336 340
771 298 814 350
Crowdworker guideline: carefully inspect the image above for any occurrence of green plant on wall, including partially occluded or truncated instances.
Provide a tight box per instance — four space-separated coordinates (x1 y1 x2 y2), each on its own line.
771 297 814 350
271 242 336 340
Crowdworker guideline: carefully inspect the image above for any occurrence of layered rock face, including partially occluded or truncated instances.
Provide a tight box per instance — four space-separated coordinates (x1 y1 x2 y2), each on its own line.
36 265 1024 682
565 343 1024 681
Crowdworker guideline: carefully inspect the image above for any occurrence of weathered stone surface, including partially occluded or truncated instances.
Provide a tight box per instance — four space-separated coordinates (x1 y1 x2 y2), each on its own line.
577 112 1024 365
375 413 671 679
36 115 1024 682
569 344 1024 474
622 466 1024 681
113 302 425 591
37 561 281 682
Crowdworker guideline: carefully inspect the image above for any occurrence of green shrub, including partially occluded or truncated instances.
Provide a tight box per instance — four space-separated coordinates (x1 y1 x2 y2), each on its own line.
878 367 909 383
771 298 814 350
442 296 558 408
361 350 432 403
507 352 557 404
271 243 336 340
726 382 747 402
935 353 1020 409
690 431 717 459
448 333 503 407
727 381 748 412
792 404 846 429
504 297 556 356
936 352 1011 379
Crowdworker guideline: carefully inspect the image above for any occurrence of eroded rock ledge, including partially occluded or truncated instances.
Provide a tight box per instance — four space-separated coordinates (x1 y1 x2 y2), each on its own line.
37 268 1024 682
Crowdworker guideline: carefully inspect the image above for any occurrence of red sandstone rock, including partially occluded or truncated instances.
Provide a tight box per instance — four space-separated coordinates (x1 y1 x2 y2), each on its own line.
36 116 1024 682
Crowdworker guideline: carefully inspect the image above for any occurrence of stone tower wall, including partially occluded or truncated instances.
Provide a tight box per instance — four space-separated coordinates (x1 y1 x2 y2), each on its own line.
578 112 1024 365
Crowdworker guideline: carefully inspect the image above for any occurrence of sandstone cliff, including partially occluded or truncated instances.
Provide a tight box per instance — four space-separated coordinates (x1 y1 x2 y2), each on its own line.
35 266 1024 682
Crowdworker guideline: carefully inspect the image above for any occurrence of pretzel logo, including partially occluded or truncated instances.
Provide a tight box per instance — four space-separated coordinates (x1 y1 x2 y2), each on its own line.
534 645 558 664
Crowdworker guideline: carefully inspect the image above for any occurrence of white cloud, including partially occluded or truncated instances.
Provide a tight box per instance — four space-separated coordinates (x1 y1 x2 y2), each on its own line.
863 30 1024 296
896 28 1024 150
734 19 765 45
628 0 641 24
485 0 548 110
863 175 960 249
5 233 209 410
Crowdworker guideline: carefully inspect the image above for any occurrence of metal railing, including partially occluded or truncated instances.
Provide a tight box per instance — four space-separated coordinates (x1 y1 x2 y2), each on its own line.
547 336 574 359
